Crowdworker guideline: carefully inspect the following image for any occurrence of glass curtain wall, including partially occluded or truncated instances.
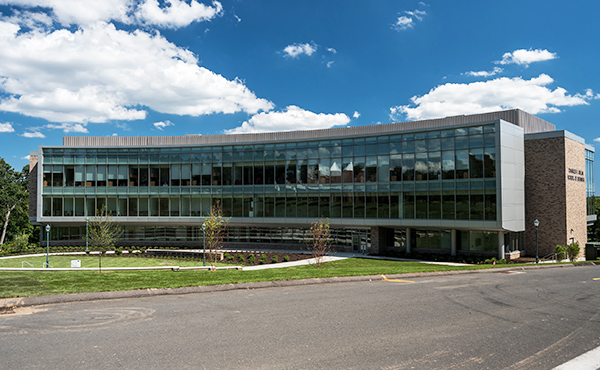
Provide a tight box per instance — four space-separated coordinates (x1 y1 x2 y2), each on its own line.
41 124 497 221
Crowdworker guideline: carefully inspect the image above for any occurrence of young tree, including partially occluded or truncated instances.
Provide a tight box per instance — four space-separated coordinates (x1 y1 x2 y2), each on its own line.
88 205 123 252
309 218 333 268
203 202 229 270
0 160 28 249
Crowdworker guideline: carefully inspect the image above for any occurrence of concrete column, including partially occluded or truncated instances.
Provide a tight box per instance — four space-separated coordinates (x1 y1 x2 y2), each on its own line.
451 229 457 256
406 228 411 254
498 231 505 260
369 227 381 255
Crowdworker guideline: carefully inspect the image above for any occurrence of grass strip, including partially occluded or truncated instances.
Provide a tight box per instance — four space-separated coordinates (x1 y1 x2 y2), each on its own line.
0 255 223 269
0 258 498 299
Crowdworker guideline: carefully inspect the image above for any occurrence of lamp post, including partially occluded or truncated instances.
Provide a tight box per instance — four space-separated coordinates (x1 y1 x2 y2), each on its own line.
45 224 51 268
534 219 540 264
202 222 207 266
85 217 89 251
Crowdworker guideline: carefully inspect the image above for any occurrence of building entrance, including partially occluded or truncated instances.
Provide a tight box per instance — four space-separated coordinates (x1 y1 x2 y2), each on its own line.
353 234 368 254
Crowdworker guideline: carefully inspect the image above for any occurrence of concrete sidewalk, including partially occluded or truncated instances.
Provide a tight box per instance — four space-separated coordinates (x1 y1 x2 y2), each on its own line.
0 250 470 272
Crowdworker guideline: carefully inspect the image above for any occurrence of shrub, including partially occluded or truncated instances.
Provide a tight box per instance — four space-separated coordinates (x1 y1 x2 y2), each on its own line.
554 245 566 261
236 253 245 264
259 254 267 264
566 242 580 262
247 253 255 264
115 248 122 256
283 255 290 262
271 255 278 264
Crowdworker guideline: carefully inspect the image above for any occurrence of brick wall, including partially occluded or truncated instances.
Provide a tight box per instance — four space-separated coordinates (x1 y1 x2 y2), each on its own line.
524 136 587 258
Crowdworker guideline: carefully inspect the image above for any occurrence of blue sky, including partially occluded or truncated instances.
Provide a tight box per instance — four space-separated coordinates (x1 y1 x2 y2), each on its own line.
1 0 599 187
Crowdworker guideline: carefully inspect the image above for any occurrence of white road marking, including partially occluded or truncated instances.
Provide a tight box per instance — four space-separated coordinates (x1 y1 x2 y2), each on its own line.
554 345 600 369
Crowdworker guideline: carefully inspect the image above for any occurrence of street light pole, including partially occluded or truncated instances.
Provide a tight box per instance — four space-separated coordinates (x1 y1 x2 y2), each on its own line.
45 224 51 268
534 219 540 264
85 217 89 251
202 222 207 266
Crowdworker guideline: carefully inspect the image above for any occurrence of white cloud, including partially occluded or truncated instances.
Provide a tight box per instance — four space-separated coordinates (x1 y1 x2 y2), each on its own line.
326 61 334 68
283 43 317 58
2 9 54 29
353 111 360 119
154 120 174 130
393 16 413 30
136 0 223 29
22 131 45 138
226 105 350 134
46 122 88 133
464 67 503 78
21 154 30 160
392 9 426 31
391 74 595 121
327 47 337 54
0 0 223 29
0 122 15 132
496 48 557 66
0 21 273 123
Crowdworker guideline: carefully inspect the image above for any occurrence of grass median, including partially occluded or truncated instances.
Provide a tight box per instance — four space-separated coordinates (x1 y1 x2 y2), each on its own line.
0 257 498 299
0 255 223 269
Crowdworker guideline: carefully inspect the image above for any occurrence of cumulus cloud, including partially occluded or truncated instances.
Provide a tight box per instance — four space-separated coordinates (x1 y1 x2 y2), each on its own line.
327 47 337 54
46 122 88 133
22 131 45 138
226 105 350 134
0 122 15 132
390 74 595 121
283 43 317 58
496 48 557 66
154 120 174 130
0 0 223 29
136 0 223 29
353 111 360 119
392 9 426 30
21 154 30 160
464 67 503 78
0 21 273 123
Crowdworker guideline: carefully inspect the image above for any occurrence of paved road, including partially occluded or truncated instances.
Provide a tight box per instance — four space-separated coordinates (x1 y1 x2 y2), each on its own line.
1 266 600 369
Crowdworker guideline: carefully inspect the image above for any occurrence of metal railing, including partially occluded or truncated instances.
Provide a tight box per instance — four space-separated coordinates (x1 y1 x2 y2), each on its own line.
540 251 567 263
22 261 34 268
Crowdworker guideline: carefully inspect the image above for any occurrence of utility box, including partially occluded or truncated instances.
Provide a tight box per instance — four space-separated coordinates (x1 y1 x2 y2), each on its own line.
585 243 600 261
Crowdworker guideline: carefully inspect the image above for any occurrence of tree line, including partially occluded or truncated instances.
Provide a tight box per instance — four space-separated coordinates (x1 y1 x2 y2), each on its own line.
0 157 37 250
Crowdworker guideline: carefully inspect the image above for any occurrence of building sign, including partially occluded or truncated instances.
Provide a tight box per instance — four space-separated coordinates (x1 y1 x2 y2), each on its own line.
567 168 585 182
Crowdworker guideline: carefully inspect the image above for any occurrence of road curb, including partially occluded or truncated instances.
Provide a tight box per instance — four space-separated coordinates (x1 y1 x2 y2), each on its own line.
0 262 594 310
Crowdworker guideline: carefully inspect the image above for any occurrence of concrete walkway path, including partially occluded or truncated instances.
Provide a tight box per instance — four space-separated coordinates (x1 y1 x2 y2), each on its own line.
0 250 469 271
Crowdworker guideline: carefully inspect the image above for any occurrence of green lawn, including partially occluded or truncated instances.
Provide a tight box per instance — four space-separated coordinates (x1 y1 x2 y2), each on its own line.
0 255 222 269
0 258 498 299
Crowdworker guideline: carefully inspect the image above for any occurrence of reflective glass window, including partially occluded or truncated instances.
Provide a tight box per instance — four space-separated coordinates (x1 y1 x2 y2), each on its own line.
415 153 427 181
469 148 484 179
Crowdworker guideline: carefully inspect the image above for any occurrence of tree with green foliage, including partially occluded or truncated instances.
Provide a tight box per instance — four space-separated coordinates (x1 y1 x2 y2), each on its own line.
309 218 333 268
204 202 229 269
0 159 29 249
